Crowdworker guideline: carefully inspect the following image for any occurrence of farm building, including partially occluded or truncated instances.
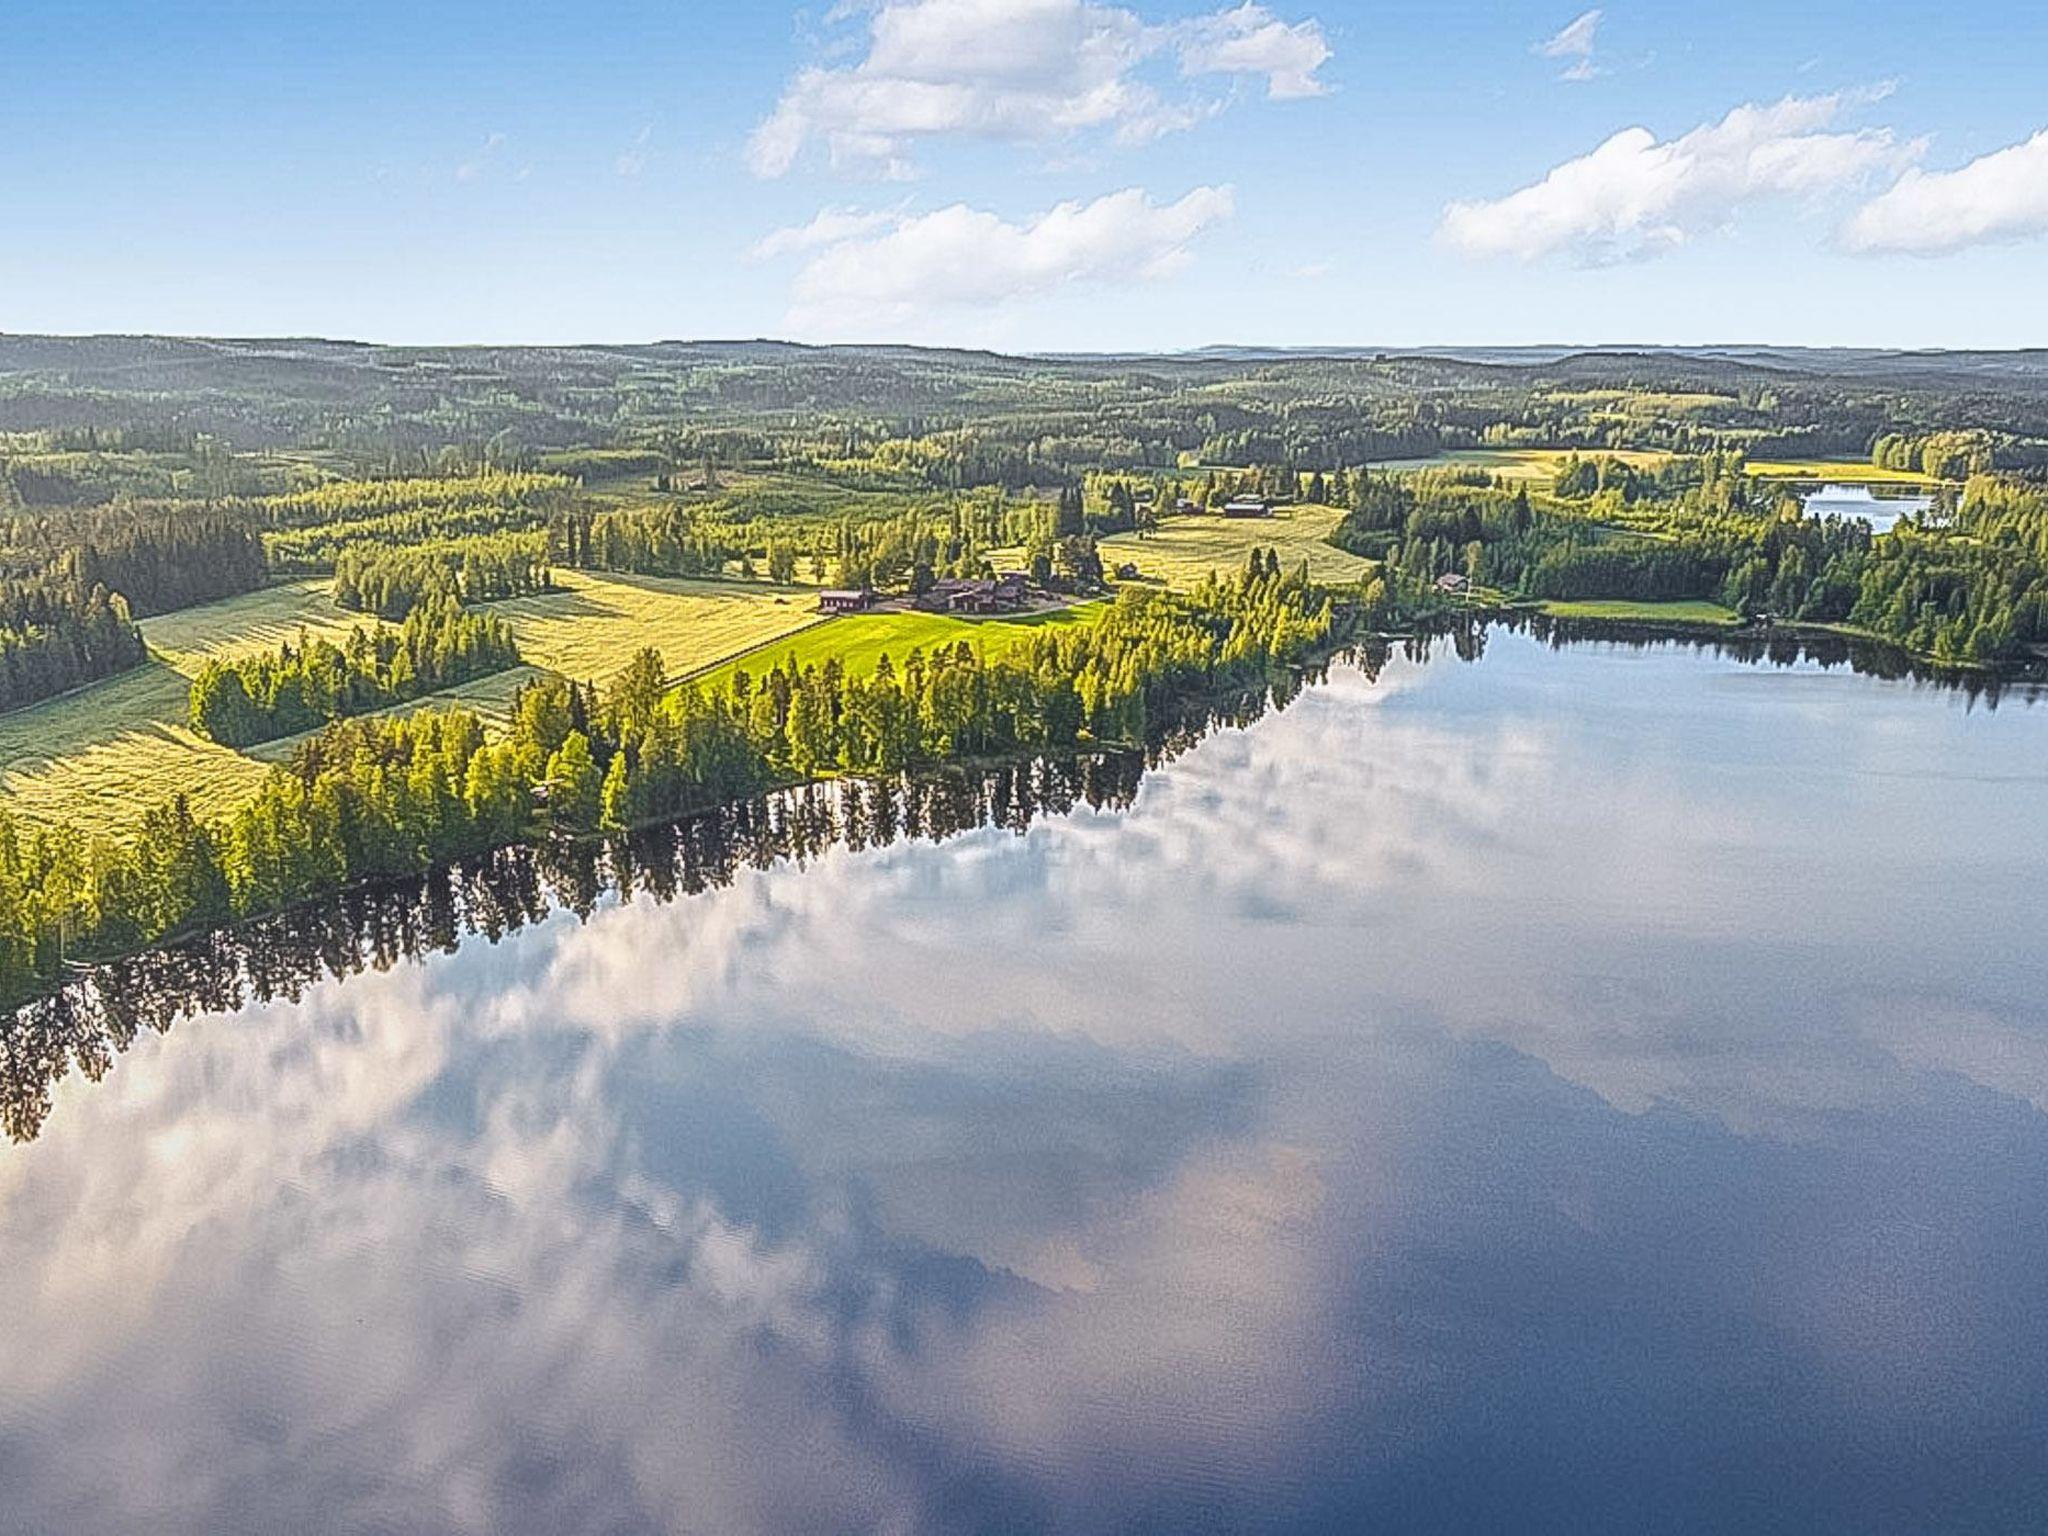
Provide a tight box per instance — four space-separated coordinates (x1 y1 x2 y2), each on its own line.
818 589 875 614
1221 496 1272 518
1435 572 1471 594
918 577 1027 615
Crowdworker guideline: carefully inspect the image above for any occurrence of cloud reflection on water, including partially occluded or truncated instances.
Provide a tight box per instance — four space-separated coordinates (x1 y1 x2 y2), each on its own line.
3 632 2048 1533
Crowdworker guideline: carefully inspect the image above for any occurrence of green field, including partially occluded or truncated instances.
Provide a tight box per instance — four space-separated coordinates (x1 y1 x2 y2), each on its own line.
1100 503 1374 587
0 570 828 839
688 603 1104 692
1373 447 1674 482
1743 459 1944 486
1540 599 1740 626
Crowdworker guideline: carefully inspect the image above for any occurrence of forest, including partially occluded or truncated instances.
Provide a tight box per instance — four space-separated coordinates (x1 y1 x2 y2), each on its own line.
2 333 2048 1004
0 556 1391 1005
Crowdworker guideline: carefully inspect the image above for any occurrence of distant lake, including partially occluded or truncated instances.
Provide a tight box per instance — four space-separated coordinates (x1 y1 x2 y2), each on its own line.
3 632 2046 1534
1802 481 1937 533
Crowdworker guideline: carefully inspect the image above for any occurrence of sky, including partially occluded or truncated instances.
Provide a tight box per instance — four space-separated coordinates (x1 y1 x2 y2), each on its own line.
3 0 2045 350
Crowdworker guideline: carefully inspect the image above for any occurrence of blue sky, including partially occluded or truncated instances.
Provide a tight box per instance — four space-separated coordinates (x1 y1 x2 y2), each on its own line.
3 0 2044 349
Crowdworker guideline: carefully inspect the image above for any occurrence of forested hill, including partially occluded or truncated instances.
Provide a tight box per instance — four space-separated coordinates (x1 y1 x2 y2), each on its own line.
6 335 2048 462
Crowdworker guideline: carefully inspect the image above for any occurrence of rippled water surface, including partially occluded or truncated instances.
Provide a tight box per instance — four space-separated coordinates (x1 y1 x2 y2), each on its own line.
4 632 2047 1534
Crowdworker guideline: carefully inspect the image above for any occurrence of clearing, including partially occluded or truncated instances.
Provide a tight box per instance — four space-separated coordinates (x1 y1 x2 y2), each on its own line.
686 604 1104 692
1100 504 1374 587
0 571 825 839
1372 448 1674 483
1743 459 1944 487
0 581 380 840
492 569 824 683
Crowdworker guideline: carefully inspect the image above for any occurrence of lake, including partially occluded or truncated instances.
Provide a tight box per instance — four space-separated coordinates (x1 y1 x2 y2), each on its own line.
3 630 2046 1534
1801 481 1937 533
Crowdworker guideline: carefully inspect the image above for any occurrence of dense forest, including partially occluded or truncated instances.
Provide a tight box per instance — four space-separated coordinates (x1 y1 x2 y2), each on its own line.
0 571 147 713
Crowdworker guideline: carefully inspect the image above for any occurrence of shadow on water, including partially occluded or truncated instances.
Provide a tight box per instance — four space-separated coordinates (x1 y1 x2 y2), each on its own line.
1 622 2028 1145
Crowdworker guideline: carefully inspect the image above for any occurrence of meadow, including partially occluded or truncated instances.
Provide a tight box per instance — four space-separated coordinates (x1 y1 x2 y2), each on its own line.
0 571 828 838
0 581 384 839
1742 459 1944 486
487 569 823 683
687 603 1104 693
1371 447 1674 482
1099 503 1375 586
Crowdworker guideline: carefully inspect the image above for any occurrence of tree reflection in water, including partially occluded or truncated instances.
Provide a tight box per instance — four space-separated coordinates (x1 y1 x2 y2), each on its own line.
3 624 2027 1145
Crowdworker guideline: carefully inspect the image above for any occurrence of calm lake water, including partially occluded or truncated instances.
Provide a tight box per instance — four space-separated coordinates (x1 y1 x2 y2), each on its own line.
4 631 2047 1534
1801 482 1937 533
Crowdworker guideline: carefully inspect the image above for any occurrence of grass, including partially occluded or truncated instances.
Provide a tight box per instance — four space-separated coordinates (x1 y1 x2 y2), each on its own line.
0 570 825 840
688 603 1104 692
1099 503 1375 587
1539 599 1739 626
0 581 381 840
491 569 824 684
1743 459 1944 486
1372 447 1674 482
0 663 272 842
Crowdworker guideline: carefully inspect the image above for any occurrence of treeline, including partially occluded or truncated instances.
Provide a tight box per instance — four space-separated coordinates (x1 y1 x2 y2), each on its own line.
333 532 551 619
0 559 1391 1005
62 510 268 617
1870 431 1995 480
0 573 146 714
566 505 740 579
1337 466 2048 664
255 471 574 532
187 596 522 747
256 471 572 574
1844 476 2048 664
3 503 268 618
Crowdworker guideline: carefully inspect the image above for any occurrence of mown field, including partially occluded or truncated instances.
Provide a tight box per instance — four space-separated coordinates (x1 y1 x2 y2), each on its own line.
489 569 823 682
1372 447 1674 482
687 603 1104 693
1742 459 1944 486
0 581 385 840
0 571 829 839
1100 503 1374 587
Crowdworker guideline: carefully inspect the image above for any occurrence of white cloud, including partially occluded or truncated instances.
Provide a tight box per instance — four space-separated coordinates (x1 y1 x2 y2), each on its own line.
763 185 1234 333
1535 8 1602 82
1842 128 2048 255
1439 92 1911 263
1176 3 1331 99
747 0 1330 178
748 206 903 261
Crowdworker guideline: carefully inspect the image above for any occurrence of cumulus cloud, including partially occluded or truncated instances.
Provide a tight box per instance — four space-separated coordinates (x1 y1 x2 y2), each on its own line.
1842 128 2048 255
1439 92 1911 263
762 185 1234 333
1535 8 1602 82
747 0 1330 178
